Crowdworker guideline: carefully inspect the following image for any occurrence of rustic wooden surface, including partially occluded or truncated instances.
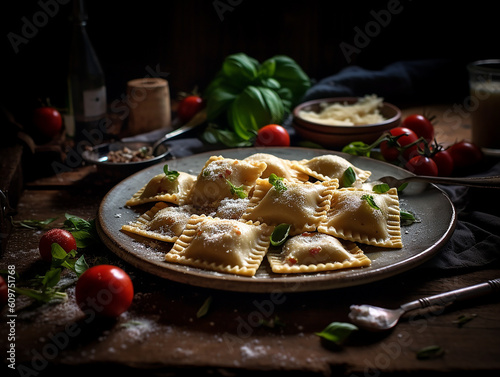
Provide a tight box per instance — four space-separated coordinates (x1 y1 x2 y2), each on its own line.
1 105 499 376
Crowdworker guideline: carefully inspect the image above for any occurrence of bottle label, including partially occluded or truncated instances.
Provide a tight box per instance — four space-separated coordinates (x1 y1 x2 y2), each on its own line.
83 86 106 118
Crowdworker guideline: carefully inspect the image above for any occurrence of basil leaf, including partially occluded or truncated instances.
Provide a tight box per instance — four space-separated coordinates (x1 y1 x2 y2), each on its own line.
269 174 287 193
341 167 356 187
416 345 444 360
74 255 89 277
222 53 259 84
163 164 180 181
316 322 358 345
270 223 291 246
400 210 418 226
361 194 381 210
228 86 284 140
373 183 390 193
226 180 248 199
266 55 311 105
13 217 57 230
397 182 409 192
197 296 213 318
64 214 92 231
205 79 241 120
201 123 253 148
42 268 61 289
342 141 372 157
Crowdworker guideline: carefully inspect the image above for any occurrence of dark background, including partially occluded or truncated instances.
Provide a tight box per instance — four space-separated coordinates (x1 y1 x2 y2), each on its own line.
2 0 498 129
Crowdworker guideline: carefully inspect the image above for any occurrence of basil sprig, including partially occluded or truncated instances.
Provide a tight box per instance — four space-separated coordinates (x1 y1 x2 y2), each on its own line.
203 53 310 147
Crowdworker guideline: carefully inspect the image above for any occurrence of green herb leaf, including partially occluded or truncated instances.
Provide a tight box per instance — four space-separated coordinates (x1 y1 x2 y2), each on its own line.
74 255 89 277
397 182 409 192
163 164 180 181
361 194 381 210
64 214 99 248
342 141 372 157
269 174 287 193
373 183 390 193
270 223 291 246
197 296 213 318
264 55 311 106
400 210 418 226
416 345 444 360
341 167 357 187
453 313 477 327
12 217 58 230
315 322 358 345
259 315 285 329
228 85 284 140
42 268 61 289
14 287 67 303
226 180 248 199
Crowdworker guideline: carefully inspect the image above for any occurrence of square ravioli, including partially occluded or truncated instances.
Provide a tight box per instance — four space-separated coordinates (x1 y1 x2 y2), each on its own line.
121 202 198 242
318 187 403 248
292 154 371 187
243 153 308 182
165 215 273 277
126 171 196 206
241 178 338 235
267 232 371 273
187 156 267 207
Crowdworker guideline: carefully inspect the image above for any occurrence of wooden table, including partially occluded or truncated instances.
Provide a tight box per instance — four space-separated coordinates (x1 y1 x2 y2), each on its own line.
1 104 499 376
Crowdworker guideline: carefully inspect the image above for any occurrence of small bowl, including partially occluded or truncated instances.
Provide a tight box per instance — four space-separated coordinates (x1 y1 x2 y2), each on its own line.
292 97 401 148
82 141 170 180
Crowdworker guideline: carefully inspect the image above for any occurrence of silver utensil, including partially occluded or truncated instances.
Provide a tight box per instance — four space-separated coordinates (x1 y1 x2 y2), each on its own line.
348 278 500 331
151 110 207 155
379 174 500 189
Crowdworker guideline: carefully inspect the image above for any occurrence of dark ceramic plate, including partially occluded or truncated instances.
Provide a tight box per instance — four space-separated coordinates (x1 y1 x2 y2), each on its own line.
96 147 456 292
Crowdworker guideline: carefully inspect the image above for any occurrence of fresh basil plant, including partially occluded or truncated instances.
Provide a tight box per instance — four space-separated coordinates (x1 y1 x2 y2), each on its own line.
203 53 310 146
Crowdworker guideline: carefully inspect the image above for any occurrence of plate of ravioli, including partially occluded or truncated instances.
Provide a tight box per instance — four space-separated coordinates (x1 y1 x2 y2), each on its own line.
96 147 456 292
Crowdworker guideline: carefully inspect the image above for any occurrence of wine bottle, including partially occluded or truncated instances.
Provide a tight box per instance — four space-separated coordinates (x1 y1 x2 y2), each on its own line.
67 0 107 145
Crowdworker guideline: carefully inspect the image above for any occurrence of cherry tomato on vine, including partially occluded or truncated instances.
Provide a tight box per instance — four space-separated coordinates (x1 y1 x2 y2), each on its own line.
0 276 7 307
447 141 483 169
33 107 62 138
75 265 134 318
380 127 419 161
255 124 290 146
401 114 434 142
405 155 439 176
39 228 77 262
431 149 454 177
177 95 204 123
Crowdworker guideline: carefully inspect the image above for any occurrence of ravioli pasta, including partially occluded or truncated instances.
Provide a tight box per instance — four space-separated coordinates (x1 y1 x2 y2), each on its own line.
120 152 405 277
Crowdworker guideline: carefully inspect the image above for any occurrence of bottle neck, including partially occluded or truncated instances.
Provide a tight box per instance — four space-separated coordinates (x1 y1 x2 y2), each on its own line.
72 0 88 27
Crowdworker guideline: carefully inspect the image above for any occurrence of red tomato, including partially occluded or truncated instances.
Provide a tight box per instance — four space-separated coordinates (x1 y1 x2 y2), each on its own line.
402 114 434 142
177 95 204 123
0 275 7 307
39 228 77 262
380 127 419 161
75 265 134 318
255 124 290 146
405 155 439 176
447 141 483 169
33 107 62 138
432 149 454 176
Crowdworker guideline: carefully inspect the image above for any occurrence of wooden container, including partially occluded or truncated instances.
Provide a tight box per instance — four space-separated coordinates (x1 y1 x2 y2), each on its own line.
126 78 172 135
